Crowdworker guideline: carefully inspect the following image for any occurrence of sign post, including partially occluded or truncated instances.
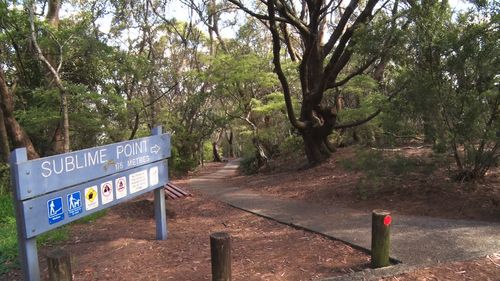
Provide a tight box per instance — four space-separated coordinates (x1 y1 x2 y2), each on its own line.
10 127 171 281
152 126 168 240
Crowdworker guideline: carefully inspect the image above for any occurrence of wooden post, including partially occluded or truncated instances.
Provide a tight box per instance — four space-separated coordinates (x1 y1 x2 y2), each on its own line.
210 232 231 281
46 248 72 281
371 209 391 268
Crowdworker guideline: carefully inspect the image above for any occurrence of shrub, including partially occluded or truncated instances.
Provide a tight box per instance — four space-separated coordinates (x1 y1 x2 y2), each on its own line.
239 155 259 175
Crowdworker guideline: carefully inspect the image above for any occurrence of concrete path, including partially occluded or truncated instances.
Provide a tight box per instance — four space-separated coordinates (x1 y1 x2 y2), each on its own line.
189 161 500 269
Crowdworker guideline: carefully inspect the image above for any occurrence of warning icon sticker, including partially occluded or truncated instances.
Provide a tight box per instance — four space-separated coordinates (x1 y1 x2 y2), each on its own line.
115 177 127 199
85 186 99 211
101 181 114 205
47 197 64 225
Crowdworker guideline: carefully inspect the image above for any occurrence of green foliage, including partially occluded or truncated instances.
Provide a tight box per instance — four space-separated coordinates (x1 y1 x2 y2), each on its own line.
169 143 198 177
0 193 71 276
341 149 438 200
278 135 304 158
238 155 259 175
0 164 11 196
203 141 214 161
0 192 107 276
0 213 18 275
397 2 500 180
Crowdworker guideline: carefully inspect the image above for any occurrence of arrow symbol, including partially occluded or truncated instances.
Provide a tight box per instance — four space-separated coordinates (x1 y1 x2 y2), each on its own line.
150 145 161 154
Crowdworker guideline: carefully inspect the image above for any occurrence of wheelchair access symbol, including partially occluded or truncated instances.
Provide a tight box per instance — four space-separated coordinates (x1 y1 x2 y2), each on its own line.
67 191 82 217
47 197 64 225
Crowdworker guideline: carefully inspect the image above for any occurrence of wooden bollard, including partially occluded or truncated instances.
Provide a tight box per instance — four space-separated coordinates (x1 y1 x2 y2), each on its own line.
47 248 72 281
210 232 231 281
371 209 391 268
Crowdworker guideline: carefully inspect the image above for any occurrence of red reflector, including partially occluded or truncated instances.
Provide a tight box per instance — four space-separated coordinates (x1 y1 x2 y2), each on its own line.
384 215 392 226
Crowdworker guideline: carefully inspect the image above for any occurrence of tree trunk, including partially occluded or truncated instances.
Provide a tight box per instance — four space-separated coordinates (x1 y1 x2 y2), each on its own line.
0 69 39 159
301 132 331 166
0 107 10 162
61 91 70 152
46 0 61 28
212 142 222 162
299 105 337 165
212 130 224 162
48 0 70 154
30 0 70 154
252 137 268 168
50 124 65 155
226 130 234 158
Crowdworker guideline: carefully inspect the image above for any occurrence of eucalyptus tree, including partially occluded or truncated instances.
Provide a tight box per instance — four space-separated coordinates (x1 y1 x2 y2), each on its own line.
208 51 281 166
401 0 499 180
0 1 44 159
227 0 405 165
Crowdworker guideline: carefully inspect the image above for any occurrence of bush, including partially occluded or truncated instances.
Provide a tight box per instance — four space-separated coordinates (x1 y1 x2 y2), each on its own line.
239 155 259 175
340 149 438 200
0 193 77 276
0 194 19 275
0 163 11 196
278 135 303 158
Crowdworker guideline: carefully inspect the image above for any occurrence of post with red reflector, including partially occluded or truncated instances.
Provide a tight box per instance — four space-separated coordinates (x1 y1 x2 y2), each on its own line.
371 209 391 268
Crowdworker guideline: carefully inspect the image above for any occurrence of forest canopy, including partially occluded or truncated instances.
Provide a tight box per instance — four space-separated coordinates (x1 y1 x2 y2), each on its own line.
0 0 498 180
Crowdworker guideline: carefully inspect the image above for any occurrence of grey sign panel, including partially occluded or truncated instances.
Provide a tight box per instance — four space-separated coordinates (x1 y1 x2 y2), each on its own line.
14 134 171 200
12 126 170 281
21 160 168 239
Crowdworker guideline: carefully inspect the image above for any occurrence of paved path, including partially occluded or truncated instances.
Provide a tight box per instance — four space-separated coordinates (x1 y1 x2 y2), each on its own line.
189 161 500 269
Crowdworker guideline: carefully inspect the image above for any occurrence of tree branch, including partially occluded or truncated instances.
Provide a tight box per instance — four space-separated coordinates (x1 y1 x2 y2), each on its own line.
322 0 358 56
28 3 65 93
328 57 377 88
267 0 306 130
227 0 309 34
333 84 404 129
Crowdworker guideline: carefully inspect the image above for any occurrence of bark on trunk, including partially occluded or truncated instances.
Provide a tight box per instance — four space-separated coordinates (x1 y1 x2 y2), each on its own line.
227 130 234 158
300 105 338 165
50 124 65 155
301 132 332 165
212 142 222 162
0 107 10 162
0 69 39 159
253 137 269 168
46 0 61 28
212 130 224 162
30 1 69 154
61 90 70 152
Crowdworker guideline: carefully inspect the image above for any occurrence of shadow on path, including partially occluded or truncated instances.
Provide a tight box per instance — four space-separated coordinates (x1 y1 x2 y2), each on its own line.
189 160 500 268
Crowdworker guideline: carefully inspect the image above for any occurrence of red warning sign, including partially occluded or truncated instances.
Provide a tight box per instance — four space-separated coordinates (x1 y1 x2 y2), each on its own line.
101 181 114 204
115 177 127 199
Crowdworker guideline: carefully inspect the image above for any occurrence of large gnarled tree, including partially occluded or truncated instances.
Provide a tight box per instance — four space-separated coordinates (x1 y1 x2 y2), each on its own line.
228 0 401 165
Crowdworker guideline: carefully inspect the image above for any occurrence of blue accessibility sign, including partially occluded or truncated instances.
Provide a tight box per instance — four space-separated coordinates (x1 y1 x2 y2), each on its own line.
67 191 82 217
47 197 64 225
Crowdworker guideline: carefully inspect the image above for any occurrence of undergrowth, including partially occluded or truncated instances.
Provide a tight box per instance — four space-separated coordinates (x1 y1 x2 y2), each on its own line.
0 192 107 276
340 149 439 200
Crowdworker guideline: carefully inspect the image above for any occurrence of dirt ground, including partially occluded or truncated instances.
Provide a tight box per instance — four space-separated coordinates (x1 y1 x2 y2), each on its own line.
3 164 370 281
380 254 500 281
3 153 499 281
230 146 500 222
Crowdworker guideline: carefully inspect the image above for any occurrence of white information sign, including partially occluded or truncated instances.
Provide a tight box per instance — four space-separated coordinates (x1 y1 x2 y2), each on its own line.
149 166 159 186
129 170 148 194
